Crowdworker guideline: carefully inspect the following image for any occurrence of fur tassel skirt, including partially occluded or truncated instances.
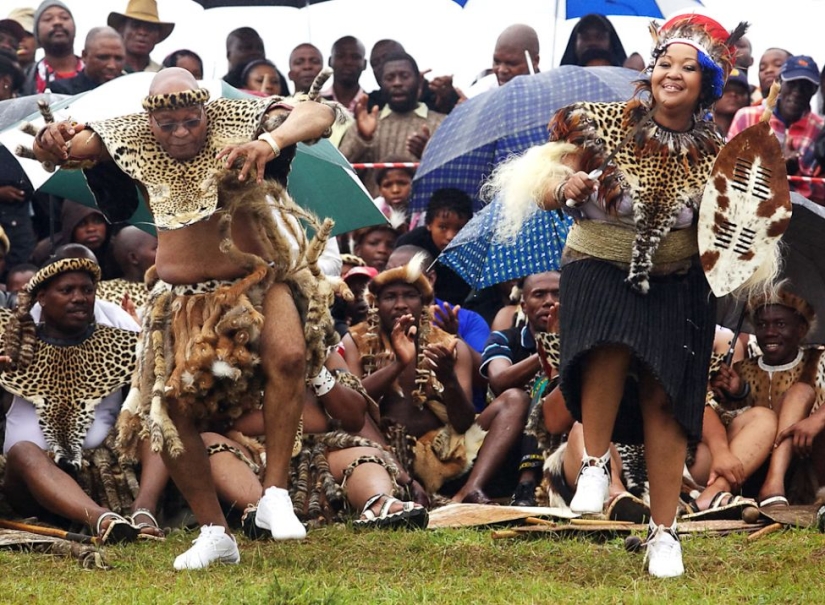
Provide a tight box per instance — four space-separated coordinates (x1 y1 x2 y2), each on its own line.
558 257 715 444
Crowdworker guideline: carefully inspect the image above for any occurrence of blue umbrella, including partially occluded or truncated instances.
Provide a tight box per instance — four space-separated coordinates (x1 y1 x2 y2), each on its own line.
436 198 572 289
410 65 638 213
561 0 703 19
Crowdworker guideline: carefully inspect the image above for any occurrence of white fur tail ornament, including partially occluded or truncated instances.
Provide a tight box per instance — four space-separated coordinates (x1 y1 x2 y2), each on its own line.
698 120 791 297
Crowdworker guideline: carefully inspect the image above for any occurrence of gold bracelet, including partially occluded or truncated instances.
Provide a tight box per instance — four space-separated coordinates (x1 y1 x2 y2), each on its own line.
257 131 281 158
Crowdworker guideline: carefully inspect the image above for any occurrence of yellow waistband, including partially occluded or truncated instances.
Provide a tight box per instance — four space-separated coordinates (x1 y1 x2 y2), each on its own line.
565 221 698 265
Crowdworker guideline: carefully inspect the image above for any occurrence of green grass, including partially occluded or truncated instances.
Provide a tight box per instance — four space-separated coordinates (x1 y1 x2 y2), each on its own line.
1 525 824 604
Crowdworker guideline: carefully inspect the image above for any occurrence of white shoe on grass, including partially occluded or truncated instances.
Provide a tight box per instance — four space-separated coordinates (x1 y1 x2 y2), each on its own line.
255 486 307 540
173 525 240 571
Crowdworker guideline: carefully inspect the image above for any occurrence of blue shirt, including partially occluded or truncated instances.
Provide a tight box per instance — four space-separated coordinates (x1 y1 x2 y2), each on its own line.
479 325 536 380
434 298 490 353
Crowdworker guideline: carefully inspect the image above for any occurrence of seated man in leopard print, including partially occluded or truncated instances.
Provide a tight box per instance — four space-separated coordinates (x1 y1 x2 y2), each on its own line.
711 286 825 507
1 257 166 543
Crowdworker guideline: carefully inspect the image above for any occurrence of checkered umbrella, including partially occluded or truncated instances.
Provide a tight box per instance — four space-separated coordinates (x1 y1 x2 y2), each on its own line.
436 198 572 289
410 65 639 213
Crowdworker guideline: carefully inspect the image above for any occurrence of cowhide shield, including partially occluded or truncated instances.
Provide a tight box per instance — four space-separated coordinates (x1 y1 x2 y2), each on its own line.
699 121 792 297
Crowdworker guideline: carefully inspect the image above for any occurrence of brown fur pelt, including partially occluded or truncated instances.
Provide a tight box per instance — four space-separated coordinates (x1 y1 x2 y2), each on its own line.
118 174 340 458
289 431 396 529
0 290 36 371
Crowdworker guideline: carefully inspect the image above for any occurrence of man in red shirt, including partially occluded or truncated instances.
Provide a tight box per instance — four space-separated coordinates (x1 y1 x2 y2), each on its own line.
23 1 84 95
728 55 824 203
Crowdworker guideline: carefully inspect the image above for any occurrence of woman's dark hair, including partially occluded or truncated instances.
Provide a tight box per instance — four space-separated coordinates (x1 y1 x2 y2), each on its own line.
224 61 288 94
162 49 204 77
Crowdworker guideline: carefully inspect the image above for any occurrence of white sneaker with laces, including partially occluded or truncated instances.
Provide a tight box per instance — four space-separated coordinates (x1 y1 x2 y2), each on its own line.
255 486 307 540
569 454 610 514
645 523 684 578
173 525 240 571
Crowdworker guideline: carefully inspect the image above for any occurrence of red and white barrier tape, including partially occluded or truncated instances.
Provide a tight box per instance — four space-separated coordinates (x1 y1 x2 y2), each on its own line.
350 162 420 169
788 175 825 183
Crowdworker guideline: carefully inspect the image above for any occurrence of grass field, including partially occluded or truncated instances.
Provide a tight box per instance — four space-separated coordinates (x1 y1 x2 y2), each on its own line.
1 523 824 604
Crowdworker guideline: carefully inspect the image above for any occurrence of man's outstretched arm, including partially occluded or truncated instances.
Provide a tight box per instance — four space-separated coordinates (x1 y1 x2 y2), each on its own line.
33 122 109 166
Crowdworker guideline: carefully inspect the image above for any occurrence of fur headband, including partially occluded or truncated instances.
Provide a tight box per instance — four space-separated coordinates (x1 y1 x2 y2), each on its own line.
26 257 101 296
368 251 434 305
747 284 816 331
142 88 210 112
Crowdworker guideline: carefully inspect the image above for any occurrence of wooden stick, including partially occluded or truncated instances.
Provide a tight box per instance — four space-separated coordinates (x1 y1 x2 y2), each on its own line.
570 518 634 526
747 522 783 542
491 530 519 540
525 517 556 526
0 519 98 545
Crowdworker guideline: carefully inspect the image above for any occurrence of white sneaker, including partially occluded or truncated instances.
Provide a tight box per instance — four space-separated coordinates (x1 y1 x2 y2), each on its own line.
645 523 684 578
255 486 307 540
173 525 240 571
569 461 610 514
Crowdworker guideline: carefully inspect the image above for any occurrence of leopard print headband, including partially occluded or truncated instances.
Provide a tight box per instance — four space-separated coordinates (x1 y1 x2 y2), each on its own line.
26 257 101 295
142 88 210 112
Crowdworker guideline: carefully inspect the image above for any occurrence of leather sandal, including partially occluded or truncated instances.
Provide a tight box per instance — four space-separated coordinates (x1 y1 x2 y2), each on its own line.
353 494 429 530
96 511 139 544
128 508 165 540
759 495 790 508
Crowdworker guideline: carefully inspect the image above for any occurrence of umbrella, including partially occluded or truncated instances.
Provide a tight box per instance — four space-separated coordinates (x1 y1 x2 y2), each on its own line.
778 192 825 344
436 198 572 290
718 192 825 345
0 73 384 237
561 0 704 19
193 0 330 7
410 65 638 213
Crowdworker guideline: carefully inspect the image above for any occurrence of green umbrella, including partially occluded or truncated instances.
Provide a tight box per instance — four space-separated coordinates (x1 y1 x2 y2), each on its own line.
0 74 385 238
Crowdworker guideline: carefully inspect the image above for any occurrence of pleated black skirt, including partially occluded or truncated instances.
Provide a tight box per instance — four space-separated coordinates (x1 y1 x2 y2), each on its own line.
558 257 716 444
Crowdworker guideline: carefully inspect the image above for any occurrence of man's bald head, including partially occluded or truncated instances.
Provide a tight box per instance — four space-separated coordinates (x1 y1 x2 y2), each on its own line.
387 244 434 272
149 66 199 96
54 242 98 263
113 226 158 281
492 24 540 86
495 24 539 57
84 26 121 51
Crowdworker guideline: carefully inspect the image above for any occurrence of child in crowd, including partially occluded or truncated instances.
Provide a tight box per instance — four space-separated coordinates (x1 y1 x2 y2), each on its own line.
395 188 472 306
4 263 37 293
373 159 415 226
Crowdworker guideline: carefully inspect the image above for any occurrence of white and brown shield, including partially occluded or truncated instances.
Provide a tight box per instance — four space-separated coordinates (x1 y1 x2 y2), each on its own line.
698 121 792 297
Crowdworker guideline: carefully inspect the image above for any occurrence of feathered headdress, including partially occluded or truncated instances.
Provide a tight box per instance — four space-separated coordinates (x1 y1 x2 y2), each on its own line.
649 14 748 103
